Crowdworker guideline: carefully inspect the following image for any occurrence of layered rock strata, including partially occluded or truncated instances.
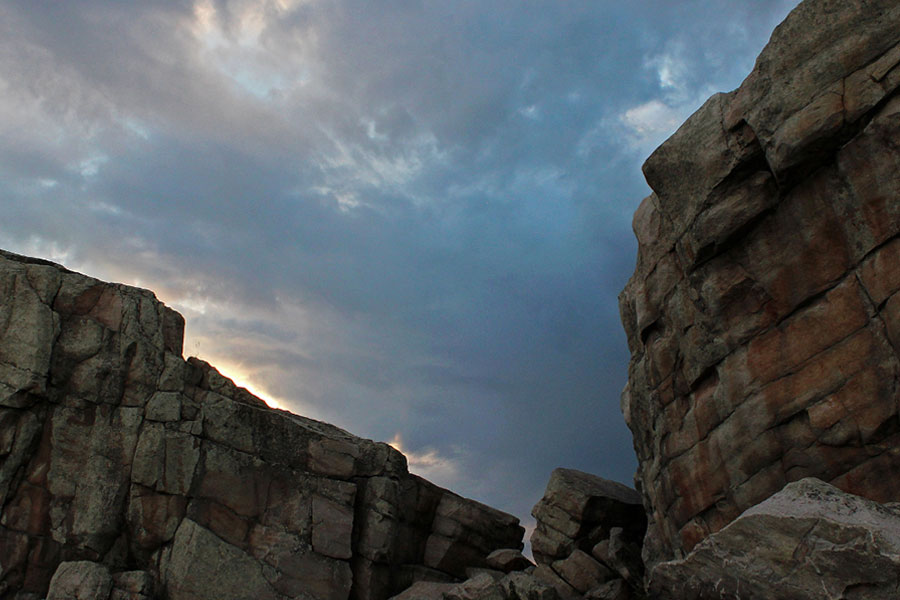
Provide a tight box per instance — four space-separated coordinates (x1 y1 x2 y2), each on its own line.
619 0 900 567
0 249 523 600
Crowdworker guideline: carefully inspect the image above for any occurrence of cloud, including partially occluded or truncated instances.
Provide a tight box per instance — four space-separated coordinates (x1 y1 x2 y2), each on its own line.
0 0 803 527
388 434 463 490
619 99 689 150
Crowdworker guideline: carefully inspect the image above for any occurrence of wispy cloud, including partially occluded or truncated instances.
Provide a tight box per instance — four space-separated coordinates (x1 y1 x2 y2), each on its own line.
389 434 464 489
619 99 689 151
0 0 802 525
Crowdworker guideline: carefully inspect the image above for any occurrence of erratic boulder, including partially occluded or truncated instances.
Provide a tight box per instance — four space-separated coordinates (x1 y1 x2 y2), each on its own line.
649 478 900 599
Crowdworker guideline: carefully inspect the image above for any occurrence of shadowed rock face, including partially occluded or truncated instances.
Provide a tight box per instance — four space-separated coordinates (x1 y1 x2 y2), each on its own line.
529 469 646 599
619 0 900 568
530 469 644 567
0 249 524 600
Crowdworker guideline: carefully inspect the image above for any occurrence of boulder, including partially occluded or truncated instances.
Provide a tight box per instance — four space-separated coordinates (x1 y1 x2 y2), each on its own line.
46 562 113 600
584 579 630 600
426 493 525 577
551 549 615 595
110 570 155 600
648 478 900 599
530 469 645 566
388 570 568 600
388 580 456 600
444 573 506 600
592 528 642 586
532 565 578 600
486 549 533 573
500 571 562 600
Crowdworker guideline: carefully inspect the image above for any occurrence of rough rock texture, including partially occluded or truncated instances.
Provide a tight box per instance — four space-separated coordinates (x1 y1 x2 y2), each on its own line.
528 470 645 600
0 249 523 600
486 549 533 573
648 478 900 599
619 0 900 567
388 571 565 600
530 469 645 566
389 566 636 600
46 561 114 600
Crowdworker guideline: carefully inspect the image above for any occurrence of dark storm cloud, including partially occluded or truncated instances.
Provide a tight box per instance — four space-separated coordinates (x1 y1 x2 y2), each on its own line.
0 0 801 525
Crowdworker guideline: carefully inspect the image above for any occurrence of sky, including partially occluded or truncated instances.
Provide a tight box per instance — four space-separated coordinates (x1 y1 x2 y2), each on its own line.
0 0 801 540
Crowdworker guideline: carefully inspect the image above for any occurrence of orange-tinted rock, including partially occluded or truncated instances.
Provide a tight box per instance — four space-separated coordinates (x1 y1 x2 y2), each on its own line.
619 0 900 569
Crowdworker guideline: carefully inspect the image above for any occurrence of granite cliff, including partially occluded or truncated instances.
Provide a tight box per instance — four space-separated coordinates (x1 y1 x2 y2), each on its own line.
619 0 900 582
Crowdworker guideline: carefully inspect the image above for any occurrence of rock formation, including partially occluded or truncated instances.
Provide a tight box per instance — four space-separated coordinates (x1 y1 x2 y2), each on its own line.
5 0 900 598
0 249 523 600
530 469 644 568
619 0 900 570
529 469 645 599
648 478 900 600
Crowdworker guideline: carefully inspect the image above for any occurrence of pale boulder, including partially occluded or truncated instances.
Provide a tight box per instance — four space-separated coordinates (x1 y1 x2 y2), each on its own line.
648 479 900 599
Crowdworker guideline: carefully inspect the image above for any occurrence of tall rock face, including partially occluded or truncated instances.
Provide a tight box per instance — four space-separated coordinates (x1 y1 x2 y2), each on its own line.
0 249 524 600
619 0 900 567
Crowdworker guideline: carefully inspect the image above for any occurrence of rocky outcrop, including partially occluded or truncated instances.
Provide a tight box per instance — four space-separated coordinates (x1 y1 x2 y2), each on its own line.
0 249 523 600
619 0 900 568
384 469 648 600
528 470 646 599
530 469 644 568
648 478 900 599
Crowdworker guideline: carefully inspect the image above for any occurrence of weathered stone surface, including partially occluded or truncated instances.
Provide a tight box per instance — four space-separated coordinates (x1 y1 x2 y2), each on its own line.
551 549 614 595
464 568 505 581
648 479 900 599
427 493 525 577
0 249 524 600
486 549 533 573
110 570 155 600
387 580 456 600
532 565 578 600
444 573 506 600
619 0 900 568
584 579 630 600
500 571 562 600
388 570 564 600
597 528 642 586
46 561 113 600
164 518 279 600
530 469 645 566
